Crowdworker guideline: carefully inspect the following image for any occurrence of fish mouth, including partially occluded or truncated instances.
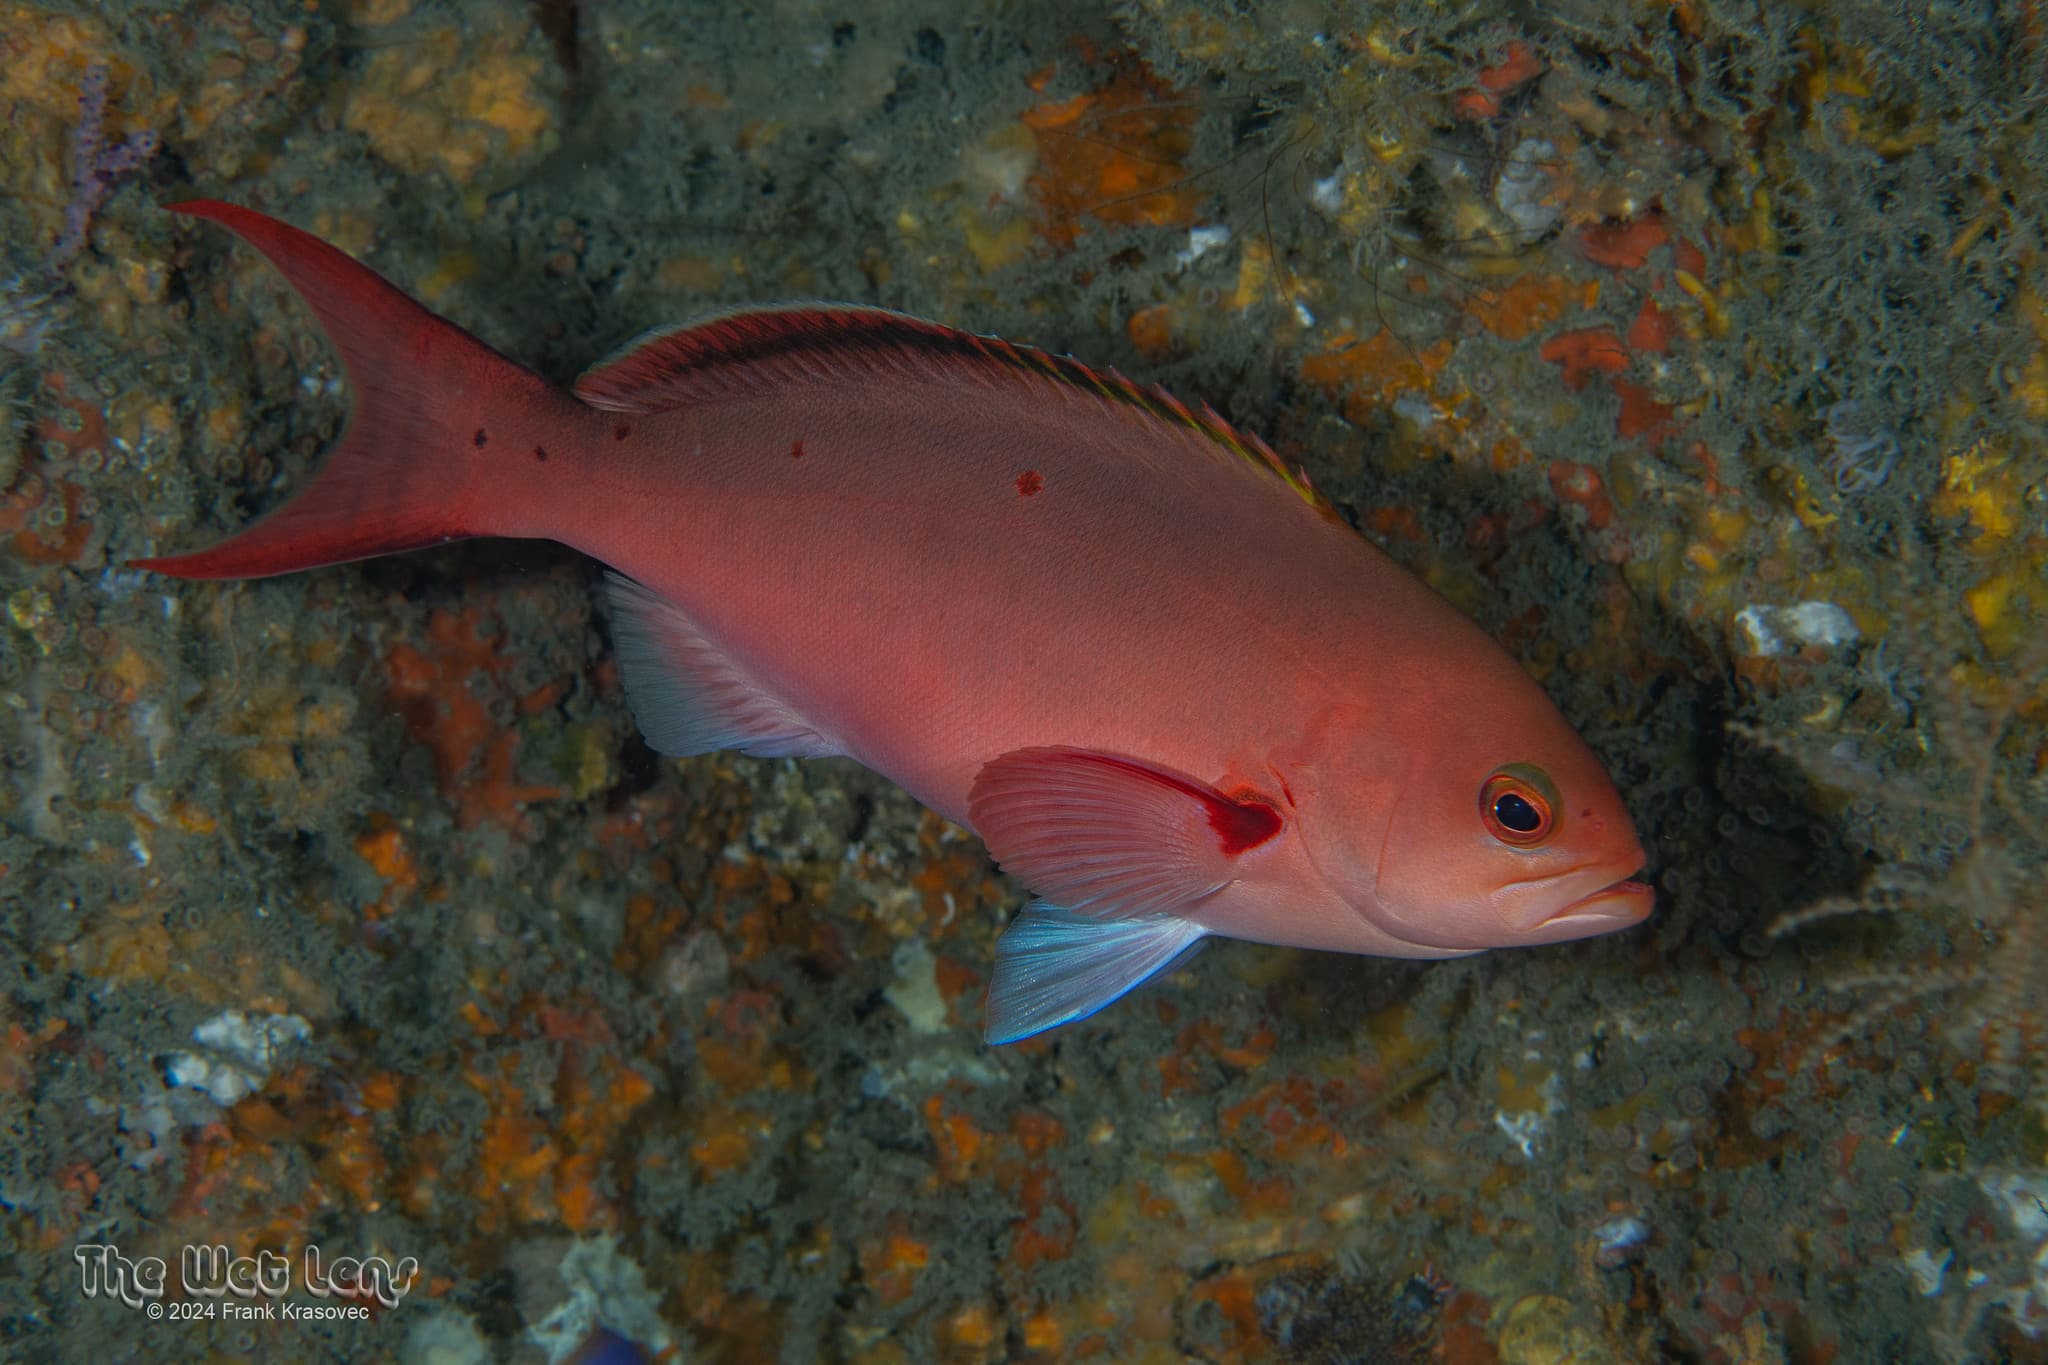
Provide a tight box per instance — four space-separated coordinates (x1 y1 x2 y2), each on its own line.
1530 877 1654 941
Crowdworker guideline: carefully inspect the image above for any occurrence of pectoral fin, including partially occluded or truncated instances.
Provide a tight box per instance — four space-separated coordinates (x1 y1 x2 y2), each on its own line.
968 746 1282 918
984 902 1207 1045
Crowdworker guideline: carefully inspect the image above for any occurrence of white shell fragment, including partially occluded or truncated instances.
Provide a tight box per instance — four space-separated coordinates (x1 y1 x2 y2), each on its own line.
1733 602 1861 657
162 1008 311 1107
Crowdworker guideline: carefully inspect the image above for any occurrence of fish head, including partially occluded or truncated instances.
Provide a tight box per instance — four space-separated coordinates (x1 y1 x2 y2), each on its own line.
1292 679 1652 955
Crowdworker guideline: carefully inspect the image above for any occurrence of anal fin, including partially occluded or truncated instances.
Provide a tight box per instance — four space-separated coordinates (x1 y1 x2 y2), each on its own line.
606 572 839 759
984 902 1207 1045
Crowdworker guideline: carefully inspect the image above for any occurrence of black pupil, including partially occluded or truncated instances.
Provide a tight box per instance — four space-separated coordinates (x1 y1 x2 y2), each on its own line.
1494 792 1542 833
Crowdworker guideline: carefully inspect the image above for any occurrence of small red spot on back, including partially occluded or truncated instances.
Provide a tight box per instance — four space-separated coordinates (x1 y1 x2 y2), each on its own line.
1016 470 1044 497
613 425 630 441
791 439 805 459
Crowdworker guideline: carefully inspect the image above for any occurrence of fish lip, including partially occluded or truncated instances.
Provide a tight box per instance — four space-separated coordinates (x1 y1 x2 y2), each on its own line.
1535 877 1654 937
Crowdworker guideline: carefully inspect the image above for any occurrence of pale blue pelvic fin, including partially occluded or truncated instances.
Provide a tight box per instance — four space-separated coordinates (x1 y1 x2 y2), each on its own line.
605 572 840 759
984 902 1207 1045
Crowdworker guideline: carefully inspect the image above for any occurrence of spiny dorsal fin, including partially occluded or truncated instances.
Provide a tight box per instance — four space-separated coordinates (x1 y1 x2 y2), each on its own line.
572 305 1339 521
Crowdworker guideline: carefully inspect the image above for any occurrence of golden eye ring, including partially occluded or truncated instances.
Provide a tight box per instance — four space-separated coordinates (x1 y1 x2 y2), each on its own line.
1481 766 1557 847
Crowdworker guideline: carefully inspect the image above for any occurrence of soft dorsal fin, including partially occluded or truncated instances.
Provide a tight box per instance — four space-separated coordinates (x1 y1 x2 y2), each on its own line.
574 305 934 412
572 305 1339 520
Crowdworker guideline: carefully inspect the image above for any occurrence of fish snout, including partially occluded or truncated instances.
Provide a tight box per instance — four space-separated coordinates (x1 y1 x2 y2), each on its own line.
1522 877 1654 944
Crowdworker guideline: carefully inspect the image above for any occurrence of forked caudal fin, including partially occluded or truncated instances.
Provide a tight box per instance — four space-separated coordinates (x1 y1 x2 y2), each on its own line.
132 200 572 579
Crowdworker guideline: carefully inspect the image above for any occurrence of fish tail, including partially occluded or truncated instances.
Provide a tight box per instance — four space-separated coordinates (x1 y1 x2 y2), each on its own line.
132 200 574 579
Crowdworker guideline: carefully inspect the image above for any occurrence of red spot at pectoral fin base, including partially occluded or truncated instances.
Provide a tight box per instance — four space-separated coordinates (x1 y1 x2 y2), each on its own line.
968 746 1282 919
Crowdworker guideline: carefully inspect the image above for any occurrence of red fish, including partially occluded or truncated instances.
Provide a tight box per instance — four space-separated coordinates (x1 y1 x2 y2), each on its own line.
138 202 1651 1043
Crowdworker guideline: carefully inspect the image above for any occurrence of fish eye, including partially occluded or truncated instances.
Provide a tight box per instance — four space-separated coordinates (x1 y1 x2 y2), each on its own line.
1480 765 1558 848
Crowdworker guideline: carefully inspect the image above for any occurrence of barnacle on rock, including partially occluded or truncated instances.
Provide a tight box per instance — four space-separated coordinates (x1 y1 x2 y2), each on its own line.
1753 606 2046 1114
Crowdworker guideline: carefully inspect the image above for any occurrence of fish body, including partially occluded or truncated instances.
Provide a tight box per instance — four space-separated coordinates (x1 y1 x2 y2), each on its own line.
139 202 1651 1043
